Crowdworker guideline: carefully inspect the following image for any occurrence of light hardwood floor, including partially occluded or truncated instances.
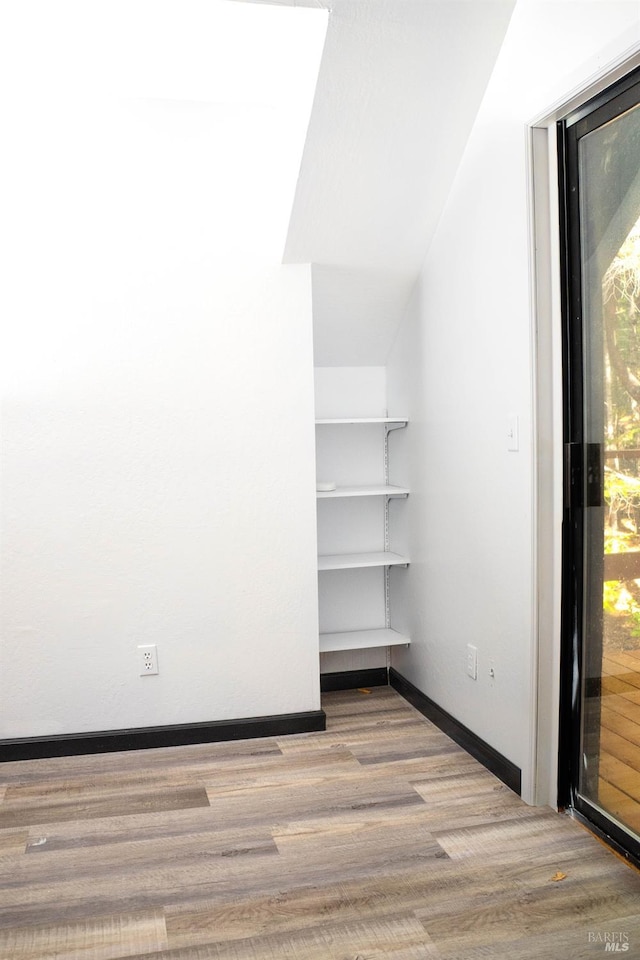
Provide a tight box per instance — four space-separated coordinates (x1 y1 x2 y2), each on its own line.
601 649 640 834
1 686 640 960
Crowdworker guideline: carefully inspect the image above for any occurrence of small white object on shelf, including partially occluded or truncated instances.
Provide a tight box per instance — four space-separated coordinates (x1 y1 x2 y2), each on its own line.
319 628 410 653
316 480 337 492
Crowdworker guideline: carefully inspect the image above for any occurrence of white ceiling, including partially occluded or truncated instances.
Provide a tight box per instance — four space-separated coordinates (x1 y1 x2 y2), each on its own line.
3 0 328 273
278 0 516 365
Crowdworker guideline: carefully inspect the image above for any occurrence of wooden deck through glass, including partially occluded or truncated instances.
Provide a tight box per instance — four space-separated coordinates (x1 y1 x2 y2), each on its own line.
600 648 640 835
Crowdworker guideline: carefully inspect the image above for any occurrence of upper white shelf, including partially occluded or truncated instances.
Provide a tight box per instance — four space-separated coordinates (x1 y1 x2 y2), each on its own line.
315 417 408 425
317 484 409 499
318 551 410 571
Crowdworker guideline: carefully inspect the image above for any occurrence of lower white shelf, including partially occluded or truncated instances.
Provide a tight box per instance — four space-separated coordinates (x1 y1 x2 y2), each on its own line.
319 628 411 653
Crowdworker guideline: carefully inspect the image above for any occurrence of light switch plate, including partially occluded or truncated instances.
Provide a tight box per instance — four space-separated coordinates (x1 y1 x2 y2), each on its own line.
507 414 519 452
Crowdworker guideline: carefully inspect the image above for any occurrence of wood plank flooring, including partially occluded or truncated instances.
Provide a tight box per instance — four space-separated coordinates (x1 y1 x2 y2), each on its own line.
600 650 640 832
1 687 640 959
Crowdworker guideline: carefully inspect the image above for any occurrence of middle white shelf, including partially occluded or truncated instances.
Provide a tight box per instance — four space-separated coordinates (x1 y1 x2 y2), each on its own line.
318 551 410 571
317 483 409 499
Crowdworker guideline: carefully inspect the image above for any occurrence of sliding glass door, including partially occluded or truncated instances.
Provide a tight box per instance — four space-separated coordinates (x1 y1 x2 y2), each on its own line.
560 68 640 860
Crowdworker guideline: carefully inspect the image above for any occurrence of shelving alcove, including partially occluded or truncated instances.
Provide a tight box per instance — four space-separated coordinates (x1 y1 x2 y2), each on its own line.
315 417 410 655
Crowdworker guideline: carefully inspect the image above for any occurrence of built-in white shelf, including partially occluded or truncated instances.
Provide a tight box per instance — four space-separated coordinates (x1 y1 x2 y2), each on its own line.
315 417 408 425
318 551 410 571
317 484 409 499
319 628 410 653
315 411 409 658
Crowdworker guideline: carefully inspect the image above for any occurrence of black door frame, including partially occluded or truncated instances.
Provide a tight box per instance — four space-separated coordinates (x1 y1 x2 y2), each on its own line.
558 65 640 866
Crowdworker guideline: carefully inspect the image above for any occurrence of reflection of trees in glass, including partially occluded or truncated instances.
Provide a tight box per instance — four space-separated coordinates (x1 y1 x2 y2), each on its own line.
603 217 640 643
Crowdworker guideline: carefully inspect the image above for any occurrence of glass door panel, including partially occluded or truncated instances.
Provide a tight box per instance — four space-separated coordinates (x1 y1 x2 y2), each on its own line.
575 92 640 843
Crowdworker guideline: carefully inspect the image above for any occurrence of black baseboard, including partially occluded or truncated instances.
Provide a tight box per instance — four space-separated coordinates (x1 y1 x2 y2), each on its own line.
389 668 521 795
0 710 327 762
320 667 389 692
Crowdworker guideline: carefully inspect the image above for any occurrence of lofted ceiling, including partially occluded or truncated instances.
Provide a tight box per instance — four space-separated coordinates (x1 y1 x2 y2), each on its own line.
240 0 517 365
290 0 516 365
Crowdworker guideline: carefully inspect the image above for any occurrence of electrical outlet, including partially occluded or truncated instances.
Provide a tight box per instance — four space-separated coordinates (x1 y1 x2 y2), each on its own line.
138 644 158 676
466 643 477 680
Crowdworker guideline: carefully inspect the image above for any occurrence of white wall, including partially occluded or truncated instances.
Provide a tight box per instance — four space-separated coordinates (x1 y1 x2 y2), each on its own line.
0 267 319 737
1 264 319 738
0 0 325 739
386 0 640 803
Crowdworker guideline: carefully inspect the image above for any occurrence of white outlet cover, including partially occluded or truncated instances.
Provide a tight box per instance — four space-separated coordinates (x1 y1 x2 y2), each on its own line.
138 644 158 676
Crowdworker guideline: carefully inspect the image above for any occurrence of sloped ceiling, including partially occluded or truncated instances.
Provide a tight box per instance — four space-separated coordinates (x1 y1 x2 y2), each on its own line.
291 0 516 364
239 0 516 364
